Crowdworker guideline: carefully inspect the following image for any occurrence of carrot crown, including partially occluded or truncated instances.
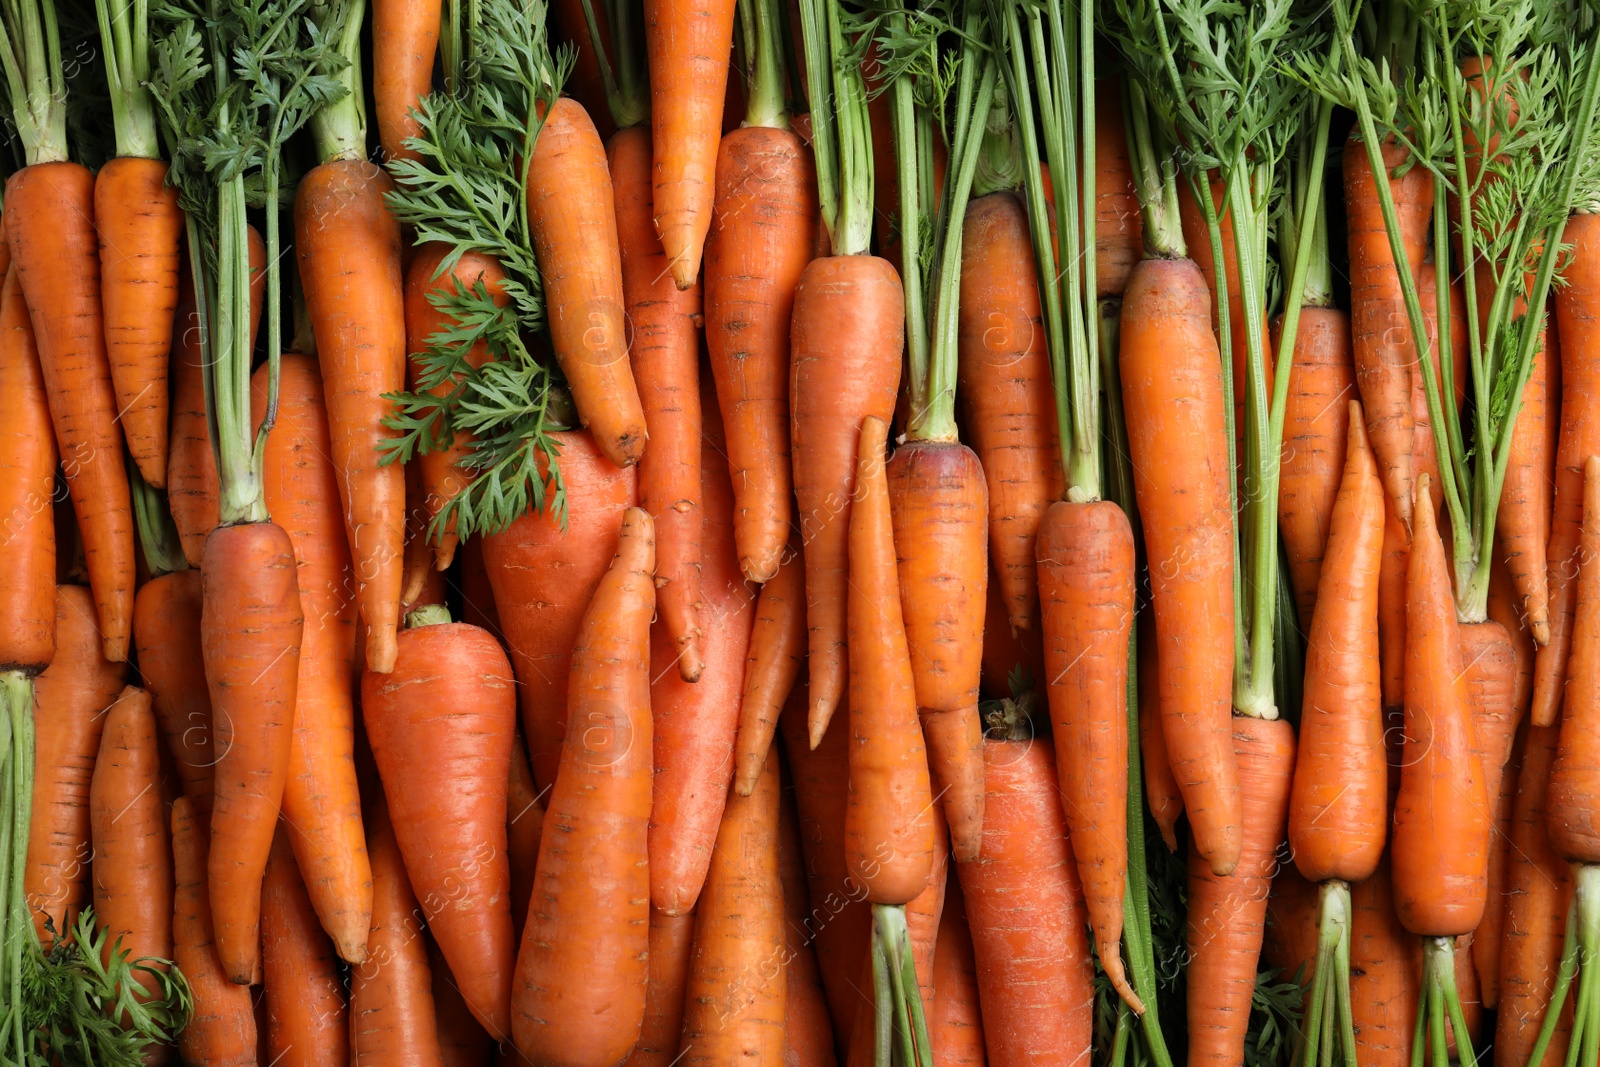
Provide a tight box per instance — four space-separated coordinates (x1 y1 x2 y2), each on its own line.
0 0 69 164
307 0 369 164
93 0 160 159
738 0 791 130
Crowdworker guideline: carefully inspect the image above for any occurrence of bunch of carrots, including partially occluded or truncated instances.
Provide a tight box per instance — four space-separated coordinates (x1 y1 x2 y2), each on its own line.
7 0 1600 1064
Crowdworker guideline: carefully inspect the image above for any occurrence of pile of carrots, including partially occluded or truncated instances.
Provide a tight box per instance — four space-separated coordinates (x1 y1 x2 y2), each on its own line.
8 0 1600 1064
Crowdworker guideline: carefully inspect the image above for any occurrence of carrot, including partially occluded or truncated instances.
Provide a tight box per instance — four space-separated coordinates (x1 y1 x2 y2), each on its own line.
622 909 698 1067
1409 264 1467 520
1343 136 1434 532
778 763 840 1067
133 568 214 808
1035 495 1137 1006
929 873 986 1066
525 97 649 467
957 189 1064 636
1546 457 1600 862
372 0 440 163
8 162 136 662
1262 863 1321 989
1095 80 1143 299
548 0 614 139
1277 309 1356 627
483 430 637 790
1185 716 1296 1067
88 686 173 979
1489 551 1537 719
956 720 1095 1066
644 0 737 288
678 752 786 1064
734 538 806 796
506 729 545 943
460 536 503 639
1460 618 1519 817
252 353 371 964
261 827 350 1067
979 572 1047 701
704 123 818 582
26 585 127 940
1136 613 1182 853
1120 254 1240 877
0 264 57 672
1474 727 1521 1011
431 941 496 1067
172 797 257 1066
350 791 445 1067
792 256 905 747
1498 323 1559 644
1349 854 1421 1067
648 388 756 915
363 607 518 1040
511 507 655 1066
611 124 706 681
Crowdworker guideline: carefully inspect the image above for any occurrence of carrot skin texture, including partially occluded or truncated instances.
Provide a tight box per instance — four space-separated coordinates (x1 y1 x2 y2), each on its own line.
95 156 183 488
431 941 496 1067
172 798 257 1066
27 585 126 939
1498 322 1557 644
644 0 737 289
1547 456 1600 862
791 255 904 747
957 191 1064 635
957 740 1094 1067
1460 619 1518 818
512 508 656 1067
1095 82 1142 299
929 874 986 1066
167 267 220 567
201 521 305 984
704 125 817 582
526 98 648 467
1119 255 1240 877
9 162 135 662
506 730 544 944
1262 863 1321 990
611 125 706 682
1036 498 1137 1004
262 828 350 1067
1474 727 1519 1010
778 764 840 1067
0 264 57 672
622 909 698 1067
484 430 637 790
1349 854 1421 1067
372 0 441 163
1137 612 1183 852
734 540 805 796
1289 407 1387 885
134 570 215 808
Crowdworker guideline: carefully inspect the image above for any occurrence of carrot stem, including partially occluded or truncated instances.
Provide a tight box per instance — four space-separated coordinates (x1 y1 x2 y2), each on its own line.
93 0 159 157
795 0 870 253
1121 80 1182 259
0 0 68 163
1123 626 1174 1067
0 672 34 1062
1527 892 1582 1067
130 462 189 578
308 0 369 163
741 0 785 129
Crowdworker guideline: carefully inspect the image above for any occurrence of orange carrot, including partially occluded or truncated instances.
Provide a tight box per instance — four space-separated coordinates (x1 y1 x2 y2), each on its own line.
172 798 257 1066
261 827 350 1067
1474 727 1521 1011
778 764 840 1067
1349 854 1421 1067
372 0 441 163
133 568 214 808
431 941 496 1067
1262 863 1321 988
734 538 806 796
929 873 986 1066
1546 455 1600 861
0 263 57 672
1498 323 1559 644
1095 81 1143 299
506 729 544 944
622 909 698 1067
1138 612 1183 853
1489 552 1536 720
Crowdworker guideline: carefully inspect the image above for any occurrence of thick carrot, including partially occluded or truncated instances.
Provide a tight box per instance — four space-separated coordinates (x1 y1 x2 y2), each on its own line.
643 0 736 288
930 872 986 1066
1288 407 1386 884
252 353 371 964
678 752 786 1064
648 389 755 915
512 507 655 1066
1185 716 1296 1067
26 585 127 939
792 255 904 747
1498 324 1558 644
622 909 698 1067
133 568 214 808
363 610 517 1039
350 792 445 1066
1120 255 1240 877
372 0 440 163
1095 81 1143 299
296 159 407 674
611 124 706 681
956 730 1095 1066
957 190 1064 636
846 415 936 906
8 162 135 662
506 729 544 943
1460 619 1518 817
89 686 173 978
201 518 305 984
261 827 350 1067
95 156 183 487
1277 308 1356 627
734 539 806 796
1036 496 1137 1006
525 98 648 467
778 766 840 1067
1349 854 1420 1067
0 264 57 672
483 430 637 790
704 123 818 582
1137 612 1183 853
172 798 256 1066
1344 136 1434 532
431 941 496 1067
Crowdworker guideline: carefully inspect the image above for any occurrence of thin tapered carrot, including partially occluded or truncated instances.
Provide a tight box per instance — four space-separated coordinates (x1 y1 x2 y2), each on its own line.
252 353 371 965
1349 854 1420 1067
512 507 656 1067
525 98 648 467
506 729 544 944
0 264 57 672
431 941 496 1067
793 255 905 747
622 909 698 1067
1277 309 1356 628
929 873 986 1066
9 162 135 662
95 156 184 488
1095 80 1142 300
704 122 818 582
1498 324 1558 644
1137 612 1182 853
261 827 350 1067
648 389 756 915
1120 254 1240 877
484 430 637 789
1488 552 1536 718
778 764 840 1067
1546 455 1600 861
957 189 1064 636
134 568 214 808
363 609 517 1040
1377 501 1409 716
172 797 256 1066
1474 727 1521 1011
611 124 706 682
372 0 440 163
734 538 806 796
26 585 127 940
1185 716 1296 1067
644 0 737 289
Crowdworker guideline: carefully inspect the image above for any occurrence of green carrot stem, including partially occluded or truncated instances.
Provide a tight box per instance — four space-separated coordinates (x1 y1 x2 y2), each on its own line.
742 0 787 129
1122 80 1182 259
130 462 189 578
95 0 160 158
308 0 368 164
0 0 68 163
